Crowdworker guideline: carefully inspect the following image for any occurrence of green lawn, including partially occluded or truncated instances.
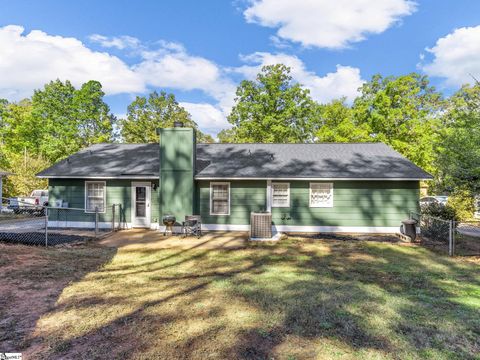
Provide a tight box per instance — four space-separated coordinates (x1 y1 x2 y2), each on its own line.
1 237 479 359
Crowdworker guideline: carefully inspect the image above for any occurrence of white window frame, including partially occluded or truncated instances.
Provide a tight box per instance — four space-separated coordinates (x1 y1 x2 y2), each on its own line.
85 181 106 213
272 182 290 208
309 182 334 208
210 182 230 216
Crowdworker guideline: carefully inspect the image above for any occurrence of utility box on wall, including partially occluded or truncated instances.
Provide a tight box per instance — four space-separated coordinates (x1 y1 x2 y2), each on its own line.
158 127 196 223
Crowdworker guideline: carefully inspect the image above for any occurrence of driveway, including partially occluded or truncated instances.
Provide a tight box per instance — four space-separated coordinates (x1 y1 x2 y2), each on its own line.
99 229 250 249
0 217 44 232
457 223 480 238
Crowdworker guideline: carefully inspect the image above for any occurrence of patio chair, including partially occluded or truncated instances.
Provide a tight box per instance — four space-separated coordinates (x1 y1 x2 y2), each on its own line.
182 215 202 238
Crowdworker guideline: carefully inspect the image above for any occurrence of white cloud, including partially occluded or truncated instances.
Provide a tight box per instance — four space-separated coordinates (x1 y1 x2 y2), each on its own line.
0 25 367 136
422 25 480 87
180 102 230 137
0 25 145 99
244 0 416 49
236 52 364 103
89 34 141 50
135 45 236 110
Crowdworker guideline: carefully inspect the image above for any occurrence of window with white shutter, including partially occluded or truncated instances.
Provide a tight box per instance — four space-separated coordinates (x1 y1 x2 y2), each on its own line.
85 181 106 213
210 182 230 215
272 183 290 208
309 183 333 208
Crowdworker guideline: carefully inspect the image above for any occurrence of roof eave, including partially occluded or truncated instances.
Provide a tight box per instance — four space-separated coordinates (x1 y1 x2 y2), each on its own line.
37 175 159 179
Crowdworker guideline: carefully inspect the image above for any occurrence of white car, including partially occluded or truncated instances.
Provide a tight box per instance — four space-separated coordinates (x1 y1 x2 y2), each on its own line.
419 196 448 207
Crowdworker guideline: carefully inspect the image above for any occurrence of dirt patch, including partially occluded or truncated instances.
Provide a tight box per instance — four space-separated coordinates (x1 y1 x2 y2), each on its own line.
0 243 115 353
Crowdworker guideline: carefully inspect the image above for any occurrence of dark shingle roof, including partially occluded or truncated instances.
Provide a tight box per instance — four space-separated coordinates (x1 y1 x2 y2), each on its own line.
37 142 432 180
37 143 159 178
195 143 432 179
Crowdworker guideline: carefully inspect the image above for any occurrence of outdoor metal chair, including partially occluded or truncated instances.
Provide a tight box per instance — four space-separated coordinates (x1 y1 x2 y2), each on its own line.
182 215 202 238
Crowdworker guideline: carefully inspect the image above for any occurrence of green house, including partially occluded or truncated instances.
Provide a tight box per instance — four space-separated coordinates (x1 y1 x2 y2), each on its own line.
37 126 432 233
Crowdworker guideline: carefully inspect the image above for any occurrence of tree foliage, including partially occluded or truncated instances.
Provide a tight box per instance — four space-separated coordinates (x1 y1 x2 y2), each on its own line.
227 64 317 143
31 80 115 162
120 91 213 143
435 84 480 193
351 74 443 173
313 98 371 142
0 80 116 195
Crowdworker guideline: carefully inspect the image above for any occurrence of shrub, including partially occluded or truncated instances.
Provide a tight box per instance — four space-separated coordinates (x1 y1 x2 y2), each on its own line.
421 202 458 221
447 189 476 221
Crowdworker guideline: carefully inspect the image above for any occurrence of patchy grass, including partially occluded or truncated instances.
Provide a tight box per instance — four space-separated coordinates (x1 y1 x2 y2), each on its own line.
1 236 479 359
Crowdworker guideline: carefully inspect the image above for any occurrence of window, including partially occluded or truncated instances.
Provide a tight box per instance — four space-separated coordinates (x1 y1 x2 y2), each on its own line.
310 183 333 207
272 182 290 207
85 181 106 213
210 182 230 215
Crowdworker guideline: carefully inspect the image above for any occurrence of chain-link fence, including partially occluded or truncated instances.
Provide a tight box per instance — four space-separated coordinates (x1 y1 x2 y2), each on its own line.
0 197 122 246
410 212 480 256
410 212 454 256
454 221 480 256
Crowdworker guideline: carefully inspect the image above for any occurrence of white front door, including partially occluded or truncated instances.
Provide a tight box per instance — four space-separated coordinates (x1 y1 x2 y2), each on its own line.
132 182 151 228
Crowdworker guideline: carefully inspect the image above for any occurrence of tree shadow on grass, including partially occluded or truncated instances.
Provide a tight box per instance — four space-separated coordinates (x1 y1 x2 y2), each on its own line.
223 240 480 359
23 239 480 360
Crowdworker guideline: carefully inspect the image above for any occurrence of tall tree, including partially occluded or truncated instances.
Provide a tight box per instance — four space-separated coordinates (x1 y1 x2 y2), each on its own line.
352 73 444 172
120 91 213 143
313 98 371 142
435 84 480 193
31 79 115 162
73 81 116 147
227 64 317 143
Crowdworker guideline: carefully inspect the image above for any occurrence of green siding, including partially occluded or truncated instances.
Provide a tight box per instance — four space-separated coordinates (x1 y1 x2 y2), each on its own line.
48 179 160 225
159 128 195 222
197 180 267 224
197 180 420 227
49 177 420 229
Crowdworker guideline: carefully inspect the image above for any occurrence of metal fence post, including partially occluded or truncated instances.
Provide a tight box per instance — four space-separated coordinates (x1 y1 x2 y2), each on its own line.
45 207 48 247
119 204 123 230
112 204 115 232
95 207 99 237
452 220 456 256
448 220 453 257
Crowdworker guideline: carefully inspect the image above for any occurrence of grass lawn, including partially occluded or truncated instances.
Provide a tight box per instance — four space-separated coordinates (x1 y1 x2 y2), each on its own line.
0 236 479 359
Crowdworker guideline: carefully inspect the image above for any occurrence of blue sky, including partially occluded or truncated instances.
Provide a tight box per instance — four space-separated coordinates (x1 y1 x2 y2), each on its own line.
1 0 480 136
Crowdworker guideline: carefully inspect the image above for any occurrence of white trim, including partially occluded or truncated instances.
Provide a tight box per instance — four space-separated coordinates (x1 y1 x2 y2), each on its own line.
84 181 106 214
202 224 250 231
271 182 290 208
271 225 400 233
38 175 159 179
131 182 152 228
196 177 429 181
210 182 230 216
48 221 399 234
266 180 272 212
200 224 399 233
309 182 333 208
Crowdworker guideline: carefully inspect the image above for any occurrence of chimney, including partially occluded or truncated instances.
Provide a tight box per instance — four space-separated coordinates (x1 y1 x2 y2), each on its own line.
158 127 196 223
